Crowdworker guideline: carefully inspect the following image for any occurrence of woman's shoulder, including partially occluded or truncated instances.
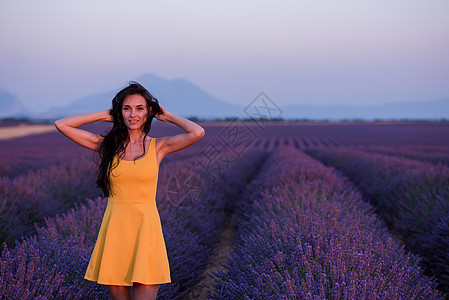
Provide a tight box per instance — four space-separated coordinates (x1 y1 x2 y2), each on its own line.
150 136 163 147
152 136 161 145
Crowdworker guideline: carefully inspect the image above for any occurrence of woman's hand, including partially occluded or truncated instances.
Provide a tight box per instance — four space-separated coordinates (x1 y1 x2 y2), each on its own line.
104 109 114 122
154 106 171 122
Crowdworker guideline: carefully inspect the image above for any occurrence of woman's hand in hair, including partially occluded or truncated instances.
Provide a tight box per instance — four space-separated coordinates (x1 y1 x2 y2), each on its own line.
104 109 114 122
154 106 169 122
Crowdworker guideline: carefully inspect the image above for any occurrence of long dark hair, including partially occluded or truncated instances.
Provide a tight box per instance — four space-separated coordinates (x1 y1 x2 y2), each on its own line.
96 81 163 197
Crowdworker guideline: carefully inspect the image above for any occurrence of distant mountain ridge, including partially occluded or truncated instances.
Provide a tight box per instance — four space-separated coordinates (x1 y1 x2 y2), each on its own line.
2 74 449 120
0 88 28 118
282 98 449 120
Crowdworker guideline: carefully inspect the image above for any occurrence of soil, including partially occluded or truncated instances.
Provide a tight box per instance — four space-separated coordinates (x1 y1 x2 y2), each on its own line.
185 216 237 299
0 124 56 140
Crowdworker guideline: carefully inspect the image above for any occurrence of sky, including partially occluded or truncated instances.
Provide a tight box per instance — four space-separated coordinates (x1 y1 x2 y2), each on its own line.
1 0 448 113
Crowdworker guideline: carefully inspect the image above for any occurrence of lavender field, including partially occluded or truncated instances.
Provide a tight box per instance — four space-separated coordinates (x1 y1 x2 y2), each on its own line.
1 120 449 299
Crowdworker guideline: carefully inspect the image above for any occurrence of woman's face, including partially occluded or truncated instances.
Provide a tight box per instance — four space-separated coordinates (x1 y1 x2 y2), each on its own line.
121 94 151 131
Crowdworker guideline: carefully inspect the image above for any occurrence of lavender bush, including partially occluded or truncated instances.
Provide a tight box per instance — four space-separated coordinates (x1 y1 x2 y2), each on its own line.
212 146 443 299
305 147 449 294
0 155 101 244
0 128 96 178
1 197 113 299
1 239 86 299
358 145 449 166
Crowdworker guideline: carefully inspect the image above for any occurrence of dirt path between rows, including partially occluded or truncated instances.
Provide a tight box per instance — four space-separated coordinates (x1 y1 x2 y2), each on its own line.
0 124 56 140
186 216 237 299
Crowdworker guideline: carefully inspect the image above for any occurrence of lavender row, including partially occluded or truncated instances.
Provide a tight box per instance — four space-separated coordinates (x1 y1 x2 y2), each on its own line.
0 127 98 178
305 147 449 294
1 198 107 299
212 146 443 299
1 147 267 299
0 154 102 245
0 152 89 178
357 145 449 166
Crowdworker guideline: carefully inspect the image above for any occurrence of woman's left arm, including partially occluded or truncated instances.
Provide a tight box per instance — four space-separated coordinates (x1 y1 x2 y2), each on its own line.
156 106 205 157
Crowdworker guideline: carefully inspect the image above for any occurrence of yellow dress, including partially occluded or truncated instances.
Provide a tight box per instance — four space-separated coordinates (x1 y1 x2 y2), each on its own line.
84 138 171 286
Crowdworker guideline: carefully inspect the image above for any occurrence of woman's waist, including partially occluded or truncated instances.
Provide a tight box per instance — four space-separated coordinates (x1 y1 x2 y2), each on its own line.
107 197 157 203
108 185 157 200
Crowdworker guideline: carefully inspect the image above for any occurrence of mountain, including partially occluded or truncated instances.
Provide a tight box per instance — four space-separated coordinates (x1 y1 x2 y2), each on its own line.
10 73 449 120
45 74 245 119
45 90 117 117
0 88 28 118
281 98 449 120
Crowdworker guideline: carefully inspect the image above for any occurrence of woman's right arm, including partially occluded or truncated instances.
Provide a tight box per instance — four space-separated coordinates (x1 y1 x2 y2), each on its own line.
54 109 113 151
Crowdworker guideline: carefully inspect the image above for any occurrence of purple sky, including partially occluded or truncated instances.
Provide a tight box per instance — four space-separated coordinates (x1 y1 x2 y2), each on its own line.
1 0 448 112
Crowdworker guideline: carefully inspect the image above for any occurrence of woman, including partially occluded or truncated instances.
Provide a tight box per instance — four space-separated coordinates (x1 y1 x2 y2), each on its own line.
55 82 205 300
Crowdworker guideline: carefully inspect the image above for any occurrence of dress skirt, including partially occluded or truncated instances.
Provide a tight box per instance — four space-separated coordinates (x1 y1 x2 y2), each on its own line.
84 200 171 286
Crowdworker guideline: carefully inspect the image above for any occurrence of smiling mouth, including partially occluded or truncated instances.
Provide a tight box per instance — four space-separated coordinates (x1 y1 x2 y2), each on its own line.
129 120 138 125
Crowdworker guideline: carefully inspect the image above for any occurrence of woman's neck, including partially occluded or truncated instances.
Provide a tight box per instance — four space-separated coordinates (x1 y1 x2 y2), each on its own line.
128 130 146 144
